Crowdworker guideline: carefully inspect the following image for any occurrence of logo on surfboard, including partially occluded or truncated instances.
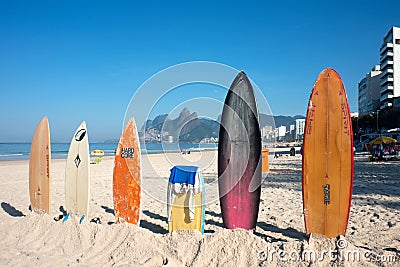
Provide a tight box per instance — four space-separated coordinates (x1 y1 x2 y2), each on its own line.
74 154 81 168
323 184 330 205
121 148 134 158
75 129 86 142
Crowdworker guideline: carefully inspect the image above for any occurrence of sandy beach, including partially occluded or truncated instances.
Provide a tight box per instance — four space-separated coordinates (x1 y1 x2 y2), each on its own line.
0 150 399 266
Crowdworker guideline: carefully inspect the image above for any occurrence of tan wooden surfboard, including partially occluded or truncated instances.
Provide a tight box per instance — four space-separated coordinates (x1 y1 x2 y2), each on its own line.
29 116 51 214
65 121 90 221
302 68 354 238
113 118 141 224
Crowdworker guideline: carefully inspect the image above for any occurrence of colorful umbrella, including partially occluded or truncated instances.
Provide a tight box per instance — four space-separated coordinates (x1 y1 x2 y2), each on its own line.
368 136 397 145
90 150 104 164
91 150 104 156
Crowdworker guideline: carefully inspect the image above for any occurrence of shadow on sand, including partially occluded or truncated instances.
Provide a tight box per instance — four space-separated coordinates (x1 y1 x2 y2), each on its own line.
101 205 115 215
1 202 25 217
256 221 306 242
140 210 168 234
142 210 167 223
140 219 168 234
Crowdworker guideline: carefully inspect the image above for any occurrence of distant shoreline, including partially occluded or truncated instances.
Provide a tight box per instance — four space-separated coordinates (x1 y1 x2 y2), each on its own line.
0 145 304 162
0 142 218 161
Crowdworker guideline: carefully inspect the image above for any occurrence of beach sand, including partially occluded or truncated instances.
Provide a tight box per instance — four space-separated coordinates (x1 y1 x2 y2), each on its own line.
0 151 399 266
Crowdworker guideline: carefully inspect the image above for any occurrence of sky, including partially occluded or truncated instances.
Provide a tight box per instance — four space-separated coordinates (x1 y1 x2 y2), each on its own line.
0 0 399 142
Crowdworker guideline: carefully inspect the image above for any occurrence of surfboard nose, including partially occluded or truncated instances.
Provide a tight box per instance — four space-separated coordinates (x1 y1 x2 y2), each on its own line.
320 68 341 80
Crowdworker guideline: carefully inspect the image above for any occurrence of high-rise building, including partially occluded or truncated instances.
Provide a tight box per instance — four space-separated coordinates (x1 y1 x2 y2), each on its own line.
358 65 381 115
261 125 274 142
393 97 400 111
295 119 305 141
277 125 286 138
380 26 400 110
289 124 295 133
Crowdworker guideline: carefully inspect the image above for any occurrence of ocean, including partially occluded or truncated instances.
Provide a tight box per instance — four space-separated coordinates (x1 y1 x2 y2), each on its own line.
0 142 218 161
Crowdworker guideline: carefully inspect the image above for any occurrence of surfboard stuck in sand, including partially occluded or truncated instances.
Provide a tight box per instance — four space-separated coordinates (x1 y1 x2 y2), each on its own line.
218 71 262 230
29 116 51 214
65 121 90 222
113 118 141 224
302 68 354 238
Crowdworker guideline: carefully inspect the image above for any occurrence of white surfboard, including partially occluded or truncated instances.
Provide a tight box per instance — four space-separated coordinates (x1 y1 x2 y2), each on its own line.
65 121 90 221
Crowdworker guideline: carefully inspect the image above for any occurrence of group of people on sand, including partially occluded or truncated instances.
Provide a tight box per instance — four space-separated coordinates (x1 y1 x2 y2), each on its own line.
370 143 397 161
180 148 191 155
274 146 298 158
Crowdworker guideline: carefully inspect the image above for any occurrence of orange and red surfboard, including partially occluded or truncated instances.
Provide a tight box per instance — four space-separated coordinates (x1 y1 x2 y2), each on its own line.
29 116 51 214
302 68 354 238
113 118 141 224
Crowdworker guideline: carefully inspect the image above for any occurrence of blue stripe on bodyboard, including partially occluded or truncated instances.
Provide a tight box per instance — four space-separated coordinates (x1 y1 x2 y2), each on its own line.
200 172 206 235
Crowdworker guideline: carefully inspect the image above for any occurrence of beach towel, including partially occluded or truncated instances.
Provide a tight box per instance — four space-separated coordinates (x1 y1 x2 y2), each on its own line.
167 166 203 222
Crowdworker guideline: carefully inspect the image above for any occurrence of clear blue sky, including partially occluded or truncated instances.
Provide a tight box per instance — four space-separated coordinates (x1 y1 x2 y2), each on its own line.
0 0 398 142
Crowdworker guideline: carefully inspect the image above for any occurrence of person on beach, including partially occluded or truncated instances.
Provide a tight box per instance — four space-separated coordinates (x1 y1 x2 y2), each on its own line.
377 144 384 161
372 145 377 158
290 147 295 156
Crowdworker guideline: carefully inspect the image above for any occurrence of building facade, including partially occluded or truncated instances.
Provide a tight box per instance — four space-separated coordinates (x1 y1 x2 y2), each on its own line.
380 26 400 110
261 125 274 142
295 119 305 141
393 97 400 111
358 65 381 115
277 125 286 140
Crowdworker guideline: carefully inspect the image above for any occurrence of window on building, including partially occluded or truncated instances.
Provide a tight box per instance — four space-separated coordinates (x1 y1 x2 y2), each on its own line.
396 39 400 44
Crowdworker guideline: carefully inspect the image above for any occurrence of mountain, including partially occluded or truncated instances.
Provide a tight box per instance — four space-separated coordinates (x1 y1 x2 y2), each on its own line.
141 108 218 143
259 114 305 128
179 119 219 142
274 115 296 128
199 118 220 132
259 114 274 128
152 114 169 130
293 115 306 120
141 107 304 143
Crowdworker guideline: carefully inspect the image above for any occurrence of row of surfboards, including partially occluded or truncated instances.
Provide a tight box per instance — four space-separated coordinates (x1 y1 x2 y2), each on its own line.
219 69 354 238
29 68 354 238
29 117 141 224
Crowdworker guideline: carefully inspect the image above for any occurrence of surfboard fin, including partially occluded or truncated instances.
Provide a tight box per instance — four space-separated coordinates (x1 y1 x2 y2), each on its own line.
63 212 70 222
79 215 85 224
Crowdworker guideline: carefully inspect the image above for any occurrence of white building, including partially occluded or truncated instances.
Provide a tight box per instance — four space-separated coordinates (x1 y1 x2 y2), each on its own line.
380 26 400 110
350 112 359 118
295 119 305 140
358 65 381 115
289 124 295 133
277 126 286 140
261 125 273 137
261 125 274 142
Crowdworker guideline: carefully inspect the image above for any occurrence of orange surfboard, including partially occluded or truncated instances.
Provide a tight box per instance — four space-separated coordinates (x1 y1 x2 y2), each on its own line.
29 116 51 214
113 118 141 224
302 68 354 238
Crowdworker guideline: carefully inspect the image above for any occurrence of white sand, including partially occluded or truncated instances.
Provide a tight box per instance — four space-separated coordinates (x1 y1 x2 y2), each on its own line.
0 151 399 266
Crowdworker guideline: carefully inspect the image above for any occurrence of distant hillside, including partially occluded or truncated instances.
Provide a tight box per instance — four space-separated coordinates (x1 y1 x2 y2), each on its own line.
259 114 305 128
179 118 219 142
273 115 305 128
293 115 306 120
141 107 304 143
259 114 274 128
141 108 219 143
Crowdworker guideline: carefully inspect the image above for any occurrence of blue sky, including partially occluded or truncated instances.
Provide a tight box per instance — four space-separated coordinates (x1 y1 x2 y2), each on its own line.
0 0 398 142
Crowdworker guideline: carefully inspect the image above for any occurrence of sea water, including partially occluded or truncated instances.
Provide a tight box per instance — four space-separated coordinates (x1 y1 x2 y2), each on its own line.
0 143 218 161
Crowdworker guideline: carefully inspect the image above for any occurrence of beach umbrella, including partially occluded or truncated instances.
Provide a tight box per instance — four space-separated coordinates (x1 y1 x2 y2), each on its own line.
91 150 104 156
368 136 397 145
90 150 104 164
